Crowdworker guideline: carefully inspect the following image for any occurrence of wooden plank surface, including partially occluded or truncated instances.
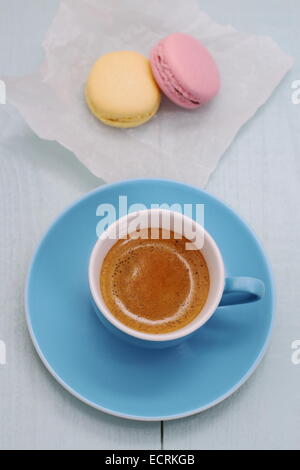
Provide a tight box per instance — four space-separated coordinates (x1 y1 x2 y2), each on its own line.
0 0 161 450
164 0 300 450
0 0 299 450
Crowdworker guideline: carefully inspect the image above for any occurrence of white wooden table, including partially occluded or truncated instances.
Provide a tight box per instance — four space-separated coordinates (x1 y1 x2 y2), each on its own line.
0 0 299 450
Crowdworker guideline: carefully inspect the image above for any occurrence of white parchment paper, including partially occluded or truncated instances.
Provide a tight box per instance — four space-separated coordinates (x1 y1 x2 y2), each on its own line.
4 0 293 186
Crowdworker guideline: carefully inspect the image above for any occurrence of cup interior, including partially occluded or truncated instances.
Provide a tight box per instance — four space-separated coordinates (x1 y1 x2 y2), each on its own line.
89 209 225 342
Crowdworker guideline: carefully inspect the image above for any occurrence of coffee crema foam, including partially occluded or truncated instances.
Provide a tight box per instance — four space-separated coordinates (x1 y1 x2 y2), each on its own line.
100 228 210 334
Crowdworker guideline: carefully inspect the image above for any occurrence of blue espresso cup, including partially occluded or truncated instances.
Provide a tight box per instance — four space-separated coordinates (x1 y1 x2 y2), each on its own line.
89 209 265 348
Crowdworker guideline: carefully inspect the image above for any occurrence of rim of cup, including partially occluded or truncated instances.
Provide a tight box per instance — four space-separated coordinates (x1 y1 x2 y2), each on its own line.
89 209 225 342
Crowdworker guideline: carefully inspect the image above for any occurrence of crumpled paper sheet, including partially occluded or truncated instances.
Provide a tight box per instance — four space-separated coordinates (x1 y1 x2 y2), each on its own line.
4 0 293 186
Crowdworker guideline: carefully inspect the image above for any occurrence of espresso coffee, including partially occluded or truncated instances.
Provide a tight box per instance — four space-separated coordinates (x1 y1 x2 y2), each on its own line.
100 228 210 334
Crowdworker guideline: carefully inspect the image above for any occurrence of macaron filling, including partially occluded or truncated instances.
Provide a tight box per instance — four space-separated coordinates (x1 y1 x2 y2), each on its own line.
102 110 156 125
85 87 159 128
152 43 201 107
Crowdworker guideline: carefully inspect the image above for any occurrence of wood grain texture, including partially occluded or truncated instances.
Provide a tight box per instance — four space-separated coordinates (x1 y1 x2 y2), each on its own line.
0 0 299 450
0 0 160 450
164 0 300 450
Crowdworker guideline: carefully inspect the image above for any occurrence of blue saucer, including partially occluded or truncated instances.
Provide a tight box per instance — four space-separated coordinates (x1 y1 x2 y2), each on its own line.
26 179 275 421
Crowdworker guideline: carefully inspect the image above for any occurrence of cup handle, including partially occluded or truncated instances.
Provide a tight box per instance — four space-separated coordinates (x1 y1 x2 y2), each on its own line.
219 277 265 307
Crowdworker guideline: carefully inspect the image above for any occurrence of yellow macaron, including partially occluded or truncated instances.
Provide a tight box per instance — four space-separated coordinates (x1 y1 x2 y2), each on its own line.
86 51 161 128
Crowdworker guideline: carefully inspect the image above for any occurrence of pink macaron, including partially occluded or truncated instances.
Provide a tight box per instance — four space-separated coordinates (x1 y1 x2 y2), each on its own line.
150 33 220 109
